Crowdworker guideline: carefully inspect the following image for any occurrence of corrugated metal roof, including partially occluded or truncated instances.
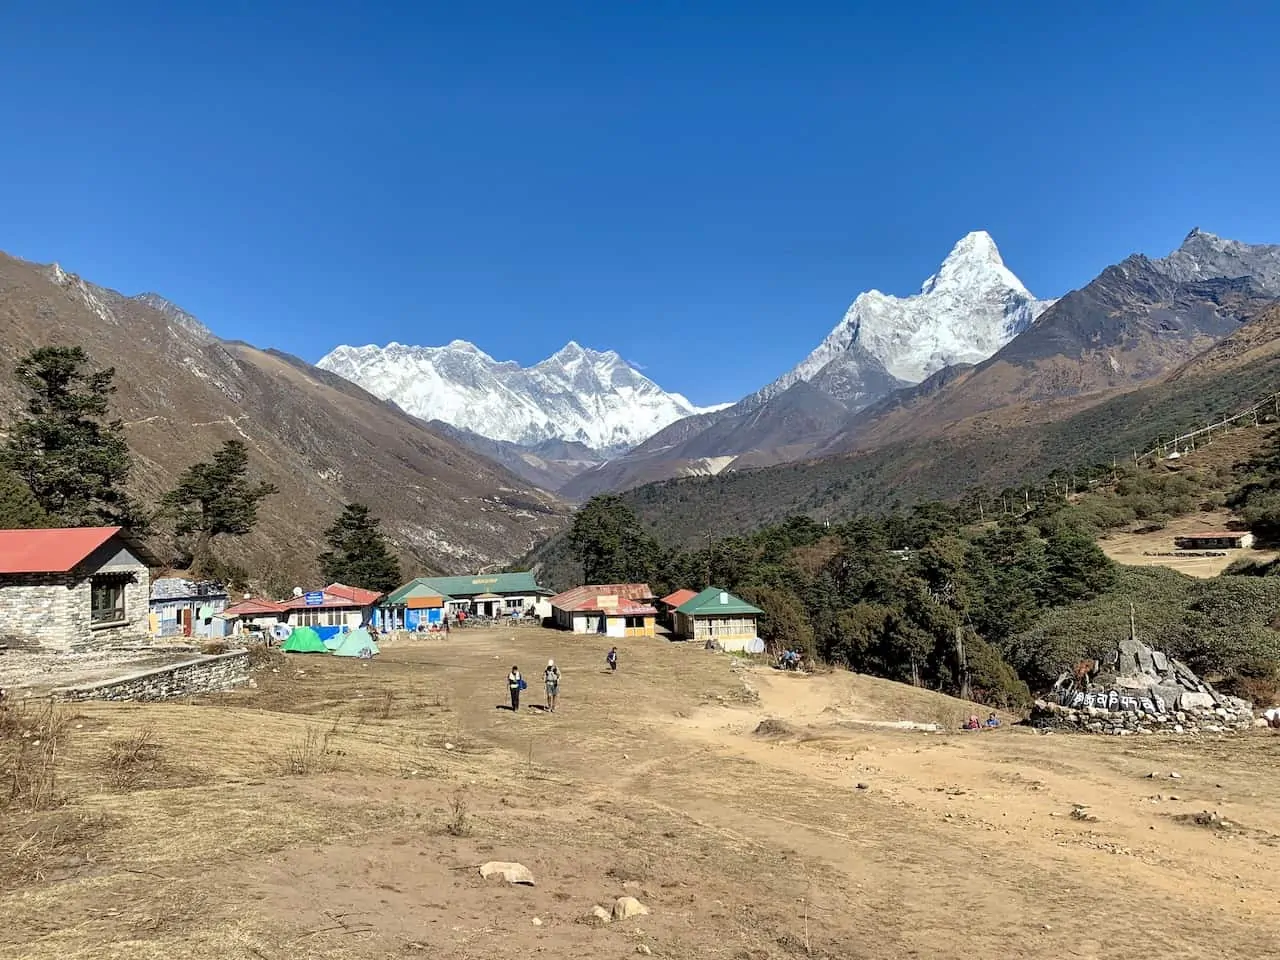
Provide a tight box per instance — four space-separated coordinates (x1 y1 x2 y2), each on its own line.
1176 530 1248 539
660 589 698 608
223 598 288 617
281 583 382 609
550 583 655 613
385 571 546 605
676 587 762 617
150 577 229 601
0 526 127 574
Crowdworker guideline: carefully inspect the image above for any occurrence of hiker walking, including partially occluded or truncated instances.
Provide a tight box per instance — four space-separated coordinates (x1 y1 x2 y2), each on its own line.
507 665 524 711
544 658 560 712
606 646 618 672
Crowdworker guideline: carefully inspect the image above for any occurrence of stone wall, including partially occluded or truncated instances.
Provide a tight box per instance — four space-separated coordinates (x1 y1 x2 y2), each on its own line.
0 568 151 653
51 650 251 702
1031 698 1255 735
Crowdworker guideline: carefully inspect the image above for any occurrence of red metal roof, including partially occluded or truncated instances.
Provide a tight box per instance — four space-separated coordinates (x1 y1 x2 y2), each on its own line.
550 583 656 613
223 598 289 617
0 526 126 575
660 589 698 608
281 582 383 609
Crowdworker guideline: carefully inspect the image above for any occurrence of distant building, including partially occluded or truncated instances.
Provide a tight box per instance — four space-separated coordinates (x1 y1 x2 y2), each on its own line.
549 584 657 638
658 588 698 626
672 587 762 653
282 583 382 640
221 597 289 635
1173 531 1255 550
381 572 551 629
0 526 156 652
149 577 228 638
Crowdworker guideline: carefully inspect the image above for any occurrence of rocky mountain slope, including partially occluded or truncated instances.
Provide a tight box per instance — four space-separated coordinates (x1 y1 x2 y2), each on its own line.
821 230 1280 456
562 231 1054 498
317 339 726 455
0 252 569 583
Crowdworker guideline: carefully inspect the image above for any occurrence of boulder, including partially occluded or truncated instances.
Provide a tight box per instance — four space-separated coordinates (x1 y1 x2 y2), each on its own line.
590 905 612 924
612 896 650 920
1179 692 1215 711
479 861 535 885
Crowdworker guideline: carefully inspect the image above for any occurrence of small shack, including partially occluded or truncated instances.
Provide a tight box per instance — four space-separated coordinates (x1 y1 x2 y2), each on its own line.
149 577 229 638
1173 531 1255 550
222 597 289 636
549 584 657 638
0 526 156 651
658 589 697 626
672 587 762 652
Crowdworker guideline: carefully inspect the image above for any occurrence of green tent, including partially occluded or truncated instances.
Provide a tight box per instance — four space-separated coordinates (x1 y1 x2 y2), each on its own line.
281 626 328 653
330 628 380 658
323 632 344 651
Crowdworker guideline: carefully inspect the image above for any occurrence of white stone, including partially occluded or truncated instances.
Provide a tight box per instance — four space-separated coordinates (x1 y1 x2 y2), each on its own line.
612 896 650 920
478 861 535 885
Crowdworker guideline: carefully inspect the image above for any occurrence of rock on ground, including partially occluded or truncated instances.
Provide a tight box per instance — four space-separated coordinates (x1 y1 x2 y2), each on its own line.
612 896 650 920
478 861 535 885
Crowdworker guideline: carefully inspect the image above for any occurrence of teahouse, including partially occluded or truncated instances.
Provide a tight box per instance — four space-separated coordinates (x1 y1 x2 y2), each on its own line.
0 526 156 651
549 584 657 638
282 583 382 641
672 587 762 652
381 572 551 629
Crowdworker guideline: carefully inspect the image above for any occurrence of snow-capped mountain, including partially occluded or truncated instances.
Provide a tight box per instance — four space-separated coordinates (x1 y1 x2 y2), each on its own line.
317 339 726 454
758 230 1056 403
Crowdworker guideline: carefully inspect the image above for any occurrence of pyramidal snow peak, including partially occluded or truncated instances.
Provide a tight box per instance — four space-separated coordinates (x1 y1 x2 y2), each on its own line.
760 230 1056 401
317 339 723 454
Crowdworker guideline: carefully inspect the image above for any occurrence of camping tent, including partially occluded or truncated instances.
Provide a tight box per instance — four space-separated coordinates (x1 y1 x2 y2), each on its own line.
330 627 380 658
281 626 328 653
323 632 344 651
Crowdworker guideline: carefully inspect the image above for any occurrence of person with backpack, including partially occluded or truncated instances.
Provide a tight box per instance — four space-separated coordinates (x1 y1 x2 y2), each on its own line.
544 658 560 712
606 646 618 672
507 665 525 711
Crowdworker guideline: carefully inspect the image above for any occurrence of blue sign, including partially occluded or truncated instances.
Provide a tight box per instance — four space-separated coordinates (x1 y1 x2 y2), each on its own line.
304 591 325 606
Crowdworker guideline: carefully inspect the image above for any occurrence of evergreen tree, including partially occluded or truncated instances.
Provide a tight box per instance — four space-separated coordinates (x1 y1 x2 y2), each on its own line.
567 495 661 584
318 503 402 593
0 465 50 528
3 346 144 528
163 440 278 568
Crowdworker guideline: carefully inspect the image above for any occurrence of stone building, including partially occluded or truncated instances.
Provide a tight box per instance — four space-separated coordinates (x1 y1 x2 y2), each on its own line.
0 526 156 652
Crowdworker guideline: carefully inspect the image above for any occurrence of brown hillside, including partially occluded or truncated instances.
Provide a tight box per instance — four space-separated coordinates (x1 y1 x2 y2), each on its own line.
1166 302 1280 380
0 252 570 584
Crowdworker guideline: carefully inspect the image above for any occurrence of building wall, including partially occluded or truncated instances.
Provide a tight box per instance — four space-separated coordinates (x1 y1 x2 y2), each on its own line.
0 549 151 652
676 612 758 650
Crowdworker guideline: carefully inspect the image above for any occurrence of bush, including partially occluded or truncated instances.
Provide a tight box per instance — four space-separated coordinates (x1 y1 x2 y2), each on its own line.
965 636 1032 710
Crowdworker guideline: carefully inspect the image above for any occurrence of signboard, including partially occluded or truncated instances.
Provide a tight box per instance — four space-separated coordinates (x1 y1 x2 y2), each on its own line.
304 591 326 607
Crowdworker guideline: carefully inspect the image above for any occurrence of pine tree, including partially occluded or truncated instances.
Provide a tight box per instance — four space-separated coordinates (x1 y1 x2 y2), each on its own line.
0 465 50 528
566 495 660 584
318 503 402 593
3 346 145 528
163 440 278 568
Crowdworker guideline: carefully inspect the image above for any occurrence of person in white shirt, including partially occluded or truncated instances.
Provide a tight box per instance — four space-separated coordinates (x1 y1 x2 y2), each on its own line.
544 659 561 713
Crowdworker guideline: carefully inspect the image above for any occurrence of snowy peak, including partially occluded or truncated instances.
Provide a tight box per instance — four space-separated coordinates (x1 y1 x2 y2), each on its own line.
317 339 724 454
760 231 1055 400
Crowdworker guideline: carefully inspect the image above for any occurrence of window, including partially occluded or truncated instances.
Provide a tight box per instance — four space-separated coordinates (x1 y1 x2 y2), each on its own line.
296 608 347 627
505 597 525 610
91 576 127 625
624 616 645 629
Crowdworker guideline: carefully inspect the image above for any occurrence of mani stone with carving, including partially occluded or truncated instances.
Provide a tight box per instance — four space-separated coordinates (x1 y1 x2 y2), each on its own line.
1032 636 1254 735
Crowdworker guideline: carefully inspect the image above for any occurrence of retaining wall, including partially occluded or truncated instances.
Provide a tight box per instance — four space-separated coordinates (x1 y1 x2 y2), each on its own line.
52 650 251 702
1031 698 1254 735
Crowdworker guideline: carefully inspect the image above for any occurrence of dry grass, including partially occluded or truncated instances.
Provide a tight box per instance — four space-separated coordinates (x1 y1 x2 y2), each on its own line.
3 628 1280 960
0 699 70 811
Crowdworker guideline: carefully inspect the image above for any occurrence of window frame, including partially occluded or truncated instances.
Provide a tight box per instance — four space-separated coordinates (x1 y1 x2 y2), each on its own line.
90 575 128 626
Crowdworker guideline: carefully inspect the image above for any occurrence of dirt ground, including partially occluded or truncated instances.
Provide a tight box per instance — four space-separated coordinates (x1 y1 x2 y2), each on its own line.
4 628 1280 959
1098 510 1276 577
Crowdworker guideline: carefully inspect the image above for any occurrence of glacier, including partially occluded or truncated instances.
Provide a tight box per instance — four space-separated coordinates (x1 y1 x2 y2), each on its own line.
317 339 725 454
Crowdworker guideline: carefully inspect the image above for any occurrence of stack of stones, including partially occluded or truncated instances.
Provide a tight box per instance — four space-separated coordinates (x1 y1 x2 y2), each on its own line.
1031 637 1254 735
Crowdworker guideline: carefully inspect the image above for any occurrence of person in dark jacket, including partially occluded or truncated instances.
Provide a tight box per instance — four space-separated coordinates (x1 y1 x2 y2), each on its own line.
507 666 523 711
606 647 618 672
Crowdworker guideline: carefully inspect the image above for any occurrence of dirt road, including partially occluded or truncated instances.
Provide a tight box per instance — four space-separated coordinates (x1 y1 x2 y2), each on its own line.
3 628 1279 959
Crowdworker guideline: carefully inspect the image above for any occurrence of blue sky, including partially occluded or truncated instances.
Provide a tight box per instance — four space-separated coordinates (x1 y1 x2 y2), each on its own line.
1 2 1277 405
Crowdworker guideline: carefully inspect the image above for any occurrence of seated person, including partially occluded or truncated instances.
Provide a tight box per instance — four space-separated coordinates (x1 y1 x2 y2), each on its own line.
985 712 1001 728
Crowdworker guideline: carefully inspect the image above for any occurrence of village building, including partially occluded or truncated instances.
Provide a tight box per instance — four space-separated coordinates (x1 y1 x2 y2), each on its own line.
381 572 551 630
148 577 229 638
1173 530 1255 550
282 583 382 641
672 587 762 652
0 526 156 652
658 588 697 626
221 597 289 636
549 583 658 638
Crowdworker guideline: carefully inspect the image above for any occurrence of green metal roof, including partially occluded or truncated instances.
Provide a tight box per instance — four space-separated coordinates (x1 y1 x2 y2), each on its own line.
384 571 547 605
675 587 762 617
